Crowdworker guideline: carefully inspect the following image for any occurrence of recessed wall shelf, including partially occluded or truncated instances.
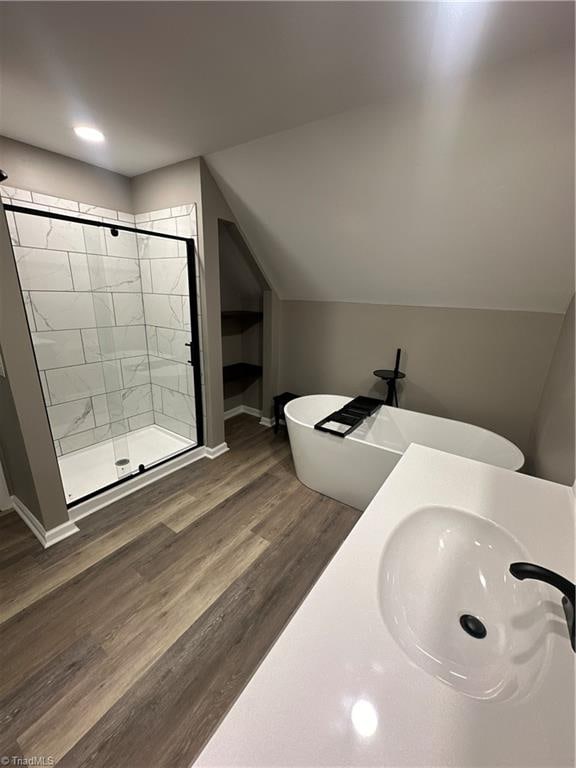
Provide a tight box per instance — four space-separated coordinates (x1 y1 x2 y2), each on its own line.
221 310 263 321
221 310 263 333
223 363 263 383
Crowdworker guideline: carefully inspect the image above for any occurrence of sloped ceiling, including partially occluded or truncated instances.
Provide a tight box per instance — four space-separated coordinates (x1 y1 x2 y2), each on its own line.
1 2 573 313
0 1 572 175
206 49 574 312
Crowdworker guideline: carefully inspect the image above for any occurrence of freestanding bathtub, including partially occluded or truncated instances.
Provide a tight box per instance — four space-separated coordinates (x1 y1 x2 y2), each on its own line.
285 395 524 510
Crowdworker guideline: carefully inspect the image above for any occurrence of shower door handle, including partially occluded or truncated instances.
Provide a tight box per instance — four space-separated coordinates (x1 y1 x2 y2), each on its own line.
184 341 193 365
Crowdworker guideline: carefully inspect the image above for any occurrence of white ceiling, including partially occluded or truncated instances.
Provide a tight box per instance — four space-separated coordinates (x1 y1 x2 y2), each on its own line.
1 2 573 312
0 2 572 175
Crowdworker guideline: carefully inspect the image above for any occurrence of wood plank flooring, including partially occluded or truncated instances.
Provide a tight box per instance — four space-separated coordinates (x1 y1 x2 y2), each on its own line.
0 415 360 767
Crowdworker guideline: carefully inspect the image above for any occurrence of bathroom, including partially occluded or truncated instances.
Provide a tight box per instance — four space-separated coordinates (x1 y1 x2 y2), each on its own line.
0 2 573 767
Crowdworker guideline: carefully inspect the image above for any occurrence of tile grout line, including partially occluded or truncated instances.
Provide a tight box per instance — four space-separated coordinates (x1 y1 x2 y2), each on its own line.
7 199 201 459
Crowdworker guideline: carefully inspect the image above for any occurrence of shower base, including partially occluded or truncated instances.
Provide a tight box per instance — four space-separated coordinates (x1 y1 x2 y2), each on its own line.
58 424 195 504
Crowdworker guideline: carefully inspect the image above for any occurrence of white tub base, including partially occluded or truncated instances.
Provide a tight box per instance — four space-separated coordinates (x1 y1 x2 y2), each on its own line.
285 395 524 510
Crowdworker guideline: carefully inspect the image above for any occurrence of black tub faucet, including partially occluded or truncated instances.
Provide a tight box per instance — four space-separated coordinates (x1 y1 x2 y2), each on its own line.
510 562 575 652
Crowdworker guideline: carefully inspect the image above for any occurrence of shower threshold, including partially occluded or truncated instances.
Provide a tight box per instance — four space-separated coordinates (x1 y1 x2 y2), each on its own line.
58 424 195 504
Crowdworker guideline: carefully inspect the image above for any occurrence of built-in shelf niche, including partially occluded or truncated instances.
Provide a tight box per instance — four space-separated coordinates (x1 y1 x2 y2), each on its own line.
223 362 263 383
221 310 263 323
219 220 266 414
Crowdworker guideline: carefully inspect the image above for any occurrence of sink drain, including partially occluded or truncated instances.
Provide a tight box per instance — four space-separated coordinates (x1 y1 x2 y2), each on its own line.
460 614 487 639
115 458 130 467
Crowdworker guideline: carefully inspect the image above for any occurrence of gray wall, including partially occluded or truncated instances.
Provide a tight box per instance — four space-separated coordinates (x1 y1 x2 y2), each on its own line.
0 207 69 529
0 358 41 517
131 157 203 212
262 289 281 420
197 159 232 446
528 297 575 485
0 445 11 510
278 301 564 455
0 136 132 211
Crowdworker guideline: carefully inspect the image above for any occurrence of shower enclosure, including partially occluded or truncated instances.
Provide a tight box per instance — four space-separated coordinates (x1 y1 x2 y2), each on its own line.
3 197 203 505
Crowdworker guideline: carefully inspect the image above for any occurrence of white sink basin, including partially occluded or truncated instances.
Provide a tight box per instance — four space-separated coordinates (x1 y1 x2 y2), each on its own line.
195 445 575 768
379 506 549 700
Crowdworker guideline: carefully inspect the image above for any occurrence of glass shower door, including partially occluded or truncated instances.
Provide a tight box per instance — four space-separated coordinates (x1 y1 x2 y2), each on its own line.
5 206 138 501
135 211 202 471
5 199 203 506
86 223 142 486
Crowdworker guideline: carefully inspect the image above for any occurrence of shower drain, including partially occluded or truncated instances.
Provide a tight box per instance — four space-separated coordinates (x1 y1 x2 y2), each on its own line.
115 458 130 467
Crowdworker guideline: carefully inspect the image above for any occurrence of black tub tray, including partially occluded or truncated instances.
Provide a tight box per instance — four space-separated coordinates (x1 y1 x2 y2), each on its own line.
314 396 384 438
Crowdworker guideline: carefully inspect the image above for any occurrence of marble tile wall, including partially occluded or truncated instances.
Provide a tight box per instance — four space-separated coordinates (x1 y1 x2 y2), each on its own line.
135 205 201 443
2 185 203 458
1 185 153 456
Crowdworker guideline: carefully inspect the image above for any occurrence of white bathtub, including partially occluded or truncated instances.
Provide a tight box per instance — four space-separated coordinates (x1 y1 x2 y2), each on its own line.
285 395 524 510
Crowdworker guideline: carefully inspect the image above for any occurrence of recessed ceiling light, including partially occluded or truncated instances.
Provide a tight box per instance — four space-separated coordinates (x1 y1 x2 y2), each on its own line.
74 126 105 143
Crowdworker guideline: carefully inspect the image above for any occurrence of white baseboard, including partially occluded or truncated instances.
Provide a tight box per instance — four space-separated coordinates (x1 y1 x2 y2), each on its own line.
259 416 274 428
11 495 79 548
223 405 243 420
205 442 229 459
243 406 262 419
224 405 262 421
15 442 231 541
71 444 210 522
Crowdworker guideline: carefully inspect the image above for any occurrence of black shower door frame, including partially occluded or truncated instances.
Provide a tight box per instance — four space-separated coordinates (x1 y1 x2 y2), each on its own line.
4 203 204 507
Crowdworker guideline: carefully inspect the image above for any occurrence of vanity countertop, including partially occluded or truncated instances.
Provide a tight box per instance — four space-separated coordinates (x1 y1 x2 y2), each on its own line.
194 444 575 767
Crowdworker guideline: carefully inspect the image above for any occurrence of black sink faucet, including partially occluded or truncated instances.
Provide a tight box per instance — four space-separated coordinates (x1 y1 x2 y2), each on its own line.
510 562 575 652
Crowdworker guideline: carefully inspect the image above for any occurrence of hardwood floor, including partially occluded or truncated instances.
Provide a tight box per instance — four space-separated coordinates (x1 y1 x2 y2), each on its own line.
0 415 360 767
